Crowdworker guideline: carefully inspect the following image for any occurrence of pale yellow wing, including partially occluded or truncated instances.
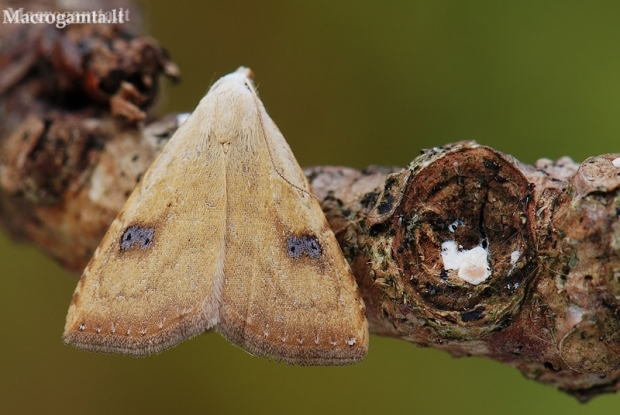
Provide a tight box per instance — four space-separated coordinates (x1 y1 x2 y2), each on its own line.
215 73 368 365
64 104 227 355
64 67 368 364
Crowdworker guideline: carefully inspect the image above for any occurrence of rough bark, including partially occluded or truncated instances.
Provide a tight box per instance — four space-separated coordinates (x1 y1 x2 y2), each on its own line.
2 0 620 403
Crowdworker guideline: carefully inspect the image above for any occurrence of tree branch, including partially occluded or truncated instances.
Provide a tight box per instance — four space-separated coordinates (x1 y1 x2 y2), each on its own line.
2 1 620 403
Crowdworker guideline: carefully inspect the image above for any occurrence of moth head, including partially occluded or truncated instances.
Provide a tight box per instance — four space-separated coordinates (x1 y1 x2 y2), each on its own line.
210 66 256 95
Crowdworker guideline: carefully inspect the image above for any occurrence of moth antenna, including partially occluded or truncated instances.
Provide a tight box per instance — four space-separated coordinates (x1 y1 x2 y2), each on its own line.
250 87 317 199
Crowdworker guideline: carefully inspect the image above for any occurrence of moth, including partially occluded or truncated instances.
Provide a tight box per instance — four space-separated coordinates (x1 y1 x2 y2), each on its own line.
64 67 369 365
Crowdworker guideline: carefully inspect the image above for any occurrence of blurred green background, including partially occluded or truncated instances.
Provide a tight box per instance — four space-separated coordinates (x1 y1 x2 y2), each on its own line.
2 1 620 414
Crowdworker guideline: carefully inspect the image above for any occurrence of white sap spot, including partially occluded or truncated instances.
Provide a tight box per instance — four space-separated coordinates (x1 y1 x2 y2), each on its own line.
111 323 116 334
330 340 337 346
613 157 620 168
281 336 287 342
78 323 86 331
448 219 465 233
263 330 269 337
506 250 522 277
88 168 106 203
566 305 586 328
177 112 191 126
126 328 131 335
96 327 102 334
158 321 164 329
346 337 357 346
140 328 147 335
441 240 491 285
314 335 320 344
298 338 304 344
453 161 460 174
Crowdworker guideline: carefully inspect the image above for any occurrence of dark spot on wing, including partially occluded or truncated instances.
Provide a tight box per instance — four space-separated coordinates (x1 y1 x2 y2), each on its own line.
121 226 155 251
287 235 323 259
301 235 322 258
287 236 303 259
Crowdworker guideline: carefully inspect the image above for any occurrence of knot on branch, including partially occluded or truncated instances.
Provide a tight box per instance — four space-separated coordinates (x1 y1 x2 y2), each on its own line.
360 142 537 339
308 143 620 400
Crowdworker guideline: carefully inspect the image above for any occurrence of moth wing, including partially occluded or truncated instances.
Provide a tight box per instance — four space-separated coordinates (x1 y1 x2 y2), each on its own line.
64 109 227 355
217 100 369 365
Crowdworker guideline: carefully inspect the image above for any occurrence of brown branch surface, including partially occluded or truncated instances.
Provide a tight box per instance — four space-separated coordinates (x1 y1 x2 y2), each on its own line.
0 0 179 271
2 2 620 403
306 147 620 402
